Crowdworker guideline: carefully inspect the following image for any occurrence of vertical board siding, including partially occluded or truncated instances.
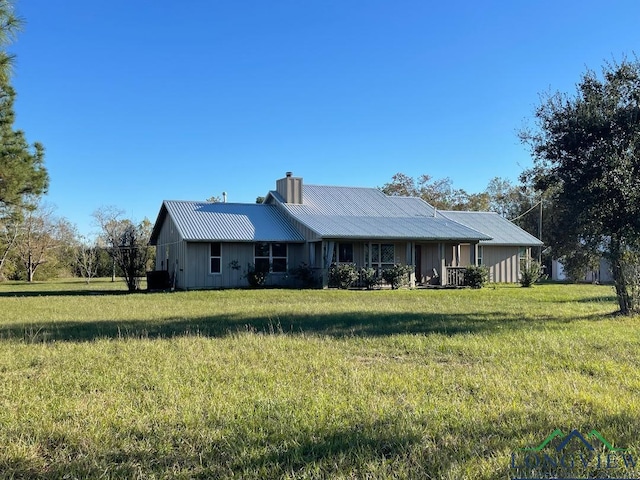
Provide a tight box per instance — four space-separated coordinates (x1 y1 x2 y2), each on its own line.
183 242 306 289
483 246 519 283
154 215 184 288
459 244 470 266
185 242 254 289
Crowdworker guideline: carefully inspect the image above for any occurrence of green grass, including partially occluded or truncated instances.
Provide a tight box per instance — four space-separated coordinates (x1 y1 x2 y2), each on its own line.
0 280 638 479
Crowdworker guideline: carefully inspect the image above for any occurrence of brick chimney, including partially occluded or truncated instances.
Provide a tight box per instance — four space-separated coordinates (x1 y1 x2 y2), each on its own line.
276 172 303 204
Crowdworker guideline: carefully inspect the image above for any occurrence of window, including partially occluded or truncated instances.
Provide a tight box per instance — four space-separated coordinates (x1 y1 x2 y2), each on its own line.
271 243 287 272
210 242 221 274
338 243 353 263
254 242 288 273
519 247 530 271
366 243 395 271
477 245 484 266
519 247 528 261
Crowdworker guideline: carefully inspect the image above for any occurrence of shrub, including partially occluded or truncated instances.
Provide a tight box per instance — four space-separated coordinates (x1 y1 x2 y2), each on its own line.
289 262 319 288
381 264 413 289
464 265 489 289
328 263 359 289
360 267 380 290
520 260 543 287
245 263 268 288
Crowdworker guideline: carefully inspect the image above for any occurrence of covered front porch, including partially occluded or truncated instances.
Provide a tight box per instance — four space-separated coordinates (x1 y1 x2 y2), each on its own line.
414 242 480 287
314 240 481 288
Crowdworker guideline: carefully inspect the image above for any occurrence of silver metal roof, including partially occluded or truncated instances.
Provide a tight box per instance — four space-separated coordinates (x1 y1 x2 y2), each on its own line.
274 185 491 241
438 210 543 246
150 184 538 245
151 201 305 243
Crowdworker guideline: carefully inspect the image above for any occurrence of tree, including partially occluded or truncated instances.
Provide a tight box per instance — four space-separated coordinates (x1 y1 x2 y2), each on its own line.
94 206 125 282
15 203 73 282
485 176 549 264
380 173 488 211
0 2 48 209
520 58 640 314
0 203 19 279
486 177 522 218
73 234 100 284
94 207 154 291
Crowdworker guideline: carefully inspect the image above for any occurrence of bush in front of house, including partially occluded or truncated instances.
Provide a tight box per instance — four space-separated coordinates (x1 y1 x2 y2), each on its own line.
464 265 489 289
329 263 359 289
245 263 269 288
520 260 543 287
381 264 413 289
289 262 319 288
360 267 379 290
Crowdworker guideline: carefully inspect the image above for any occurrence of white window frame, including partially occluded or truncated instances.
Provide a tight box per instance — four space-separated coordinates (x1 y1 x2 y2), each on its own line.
210 242 221 274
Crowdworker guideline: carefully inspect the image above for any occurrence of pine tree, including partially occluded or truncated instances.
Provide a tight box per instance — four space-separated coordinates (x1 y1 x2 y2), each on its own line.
0 1 48 209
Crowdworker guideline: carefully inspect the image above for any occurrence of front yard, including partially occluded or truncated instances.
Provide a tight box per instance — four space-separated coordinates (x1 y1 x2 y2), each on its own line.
0 281 637 479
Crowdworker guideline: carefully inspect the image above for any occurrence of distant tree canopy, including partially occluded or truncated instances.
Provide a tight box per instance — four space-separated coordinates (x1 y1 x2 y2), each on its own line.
379 172 544 230
521 57 640 314
0 1 48 209
380 172 548 266
380 173 490 211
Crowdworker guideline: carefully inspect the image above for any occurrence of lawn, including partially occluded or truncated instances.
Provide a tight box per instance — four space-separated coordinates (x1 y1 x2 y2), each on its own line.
0 280 638 479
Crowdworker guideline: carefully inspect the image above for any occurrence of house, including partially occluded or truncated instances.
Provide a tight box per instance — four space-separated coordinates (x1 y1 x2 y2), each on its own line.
551 258 613 283
436 210 544 283
149 172 543 289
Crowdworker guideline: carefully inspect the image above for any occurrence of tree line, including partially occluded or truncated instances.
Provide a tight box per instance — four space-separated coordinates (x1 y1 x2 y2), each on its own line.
0 2 153 290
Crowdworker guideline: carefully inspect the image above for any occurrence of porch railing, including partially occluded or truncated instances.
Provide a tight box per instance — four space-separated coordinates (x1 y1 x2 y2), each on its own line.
445 267 466 287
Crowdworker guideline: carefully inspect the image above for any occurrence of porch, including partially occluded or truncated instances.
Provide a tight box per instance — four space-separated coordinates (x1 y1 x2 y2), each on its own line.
317 240 479 288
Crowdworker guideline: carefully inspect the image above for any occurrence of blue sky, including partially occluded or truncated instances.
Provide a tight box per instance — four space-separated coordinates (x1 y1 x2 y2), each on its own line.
9 0 640 236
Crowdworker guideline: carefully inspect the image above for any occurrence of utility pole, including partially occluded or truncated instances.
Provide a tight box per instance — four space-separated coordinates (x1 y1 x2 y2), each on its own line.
538 198 543 264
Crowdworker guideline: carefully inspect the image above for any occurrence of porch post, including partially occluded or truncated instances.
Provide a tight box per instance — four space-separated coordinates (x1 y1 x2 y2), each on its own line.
439 242 447 286
322 241 335 288
407 241 415 288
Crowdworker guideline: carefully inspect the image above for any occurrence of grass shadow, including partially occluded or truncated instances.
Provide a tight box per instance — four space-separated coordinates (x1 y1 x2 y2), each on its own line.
0 308 606 343
0 289 134 297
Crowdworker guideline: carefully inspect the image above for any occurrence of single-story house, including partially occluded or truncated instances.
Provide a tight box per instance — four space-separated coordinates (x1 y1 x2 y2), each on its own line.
149 172 543 289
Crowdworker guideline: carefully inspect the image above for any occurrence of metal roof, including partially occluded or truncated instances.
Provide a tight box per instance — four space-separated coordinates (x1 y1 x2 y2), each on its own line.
438 210 544 246
280 185 438 217
150 201 305 243
273 185 491 241
149 185 539 245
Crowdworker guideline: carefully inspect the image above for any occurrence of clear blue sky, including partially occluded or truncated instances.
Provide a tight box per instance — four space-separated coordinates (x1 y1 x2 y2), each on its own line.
9 0 640 236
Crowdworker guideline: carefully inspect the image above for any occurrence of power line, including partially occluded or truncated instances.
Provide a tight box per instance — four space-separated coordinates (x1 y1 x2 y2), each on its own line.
509 200 542 222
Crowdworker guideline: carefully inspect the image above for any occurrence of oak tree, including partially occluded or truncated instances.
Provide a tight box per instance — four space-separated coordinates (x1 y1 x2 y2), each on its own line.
521 58 640 314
